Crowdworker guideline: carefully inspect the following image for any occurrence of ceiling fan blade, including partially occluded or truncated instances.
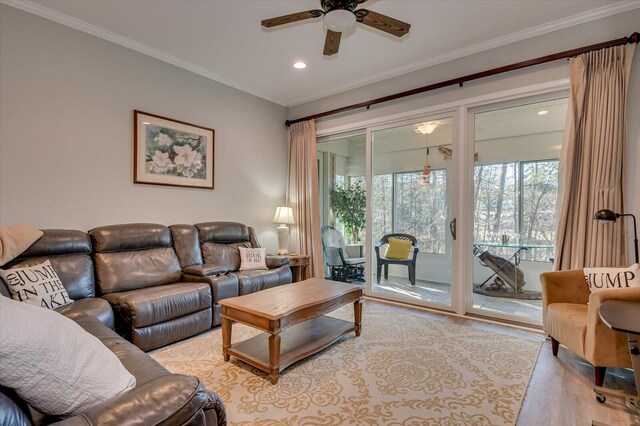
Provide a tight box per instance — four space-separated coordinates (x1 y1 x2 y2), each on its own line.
355 9 410 37
261 10 323 28
323 30 341 56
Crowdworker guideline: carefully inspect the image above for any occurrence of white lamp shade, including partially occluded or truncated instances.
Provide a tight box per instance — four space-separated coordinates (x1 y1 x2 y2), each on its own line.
323 9 356 32
273 207 295 224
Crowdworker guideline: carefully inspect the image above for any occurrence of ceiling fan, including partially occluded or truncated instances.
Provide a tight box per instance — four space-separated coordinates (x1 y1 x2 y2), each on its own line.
261 0 411 56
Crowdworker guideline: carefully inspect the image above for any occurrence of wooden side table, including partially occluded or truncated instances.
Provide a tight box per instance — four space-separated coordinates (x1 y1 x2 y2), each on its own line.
593 300 640 420
287 254 310 282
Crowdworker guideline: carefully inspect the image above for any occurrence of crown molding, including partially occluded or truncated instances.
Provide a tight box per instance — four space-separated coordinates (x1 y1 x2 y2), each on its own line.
287 0 640 106
2 0 638 108
0 0 288 106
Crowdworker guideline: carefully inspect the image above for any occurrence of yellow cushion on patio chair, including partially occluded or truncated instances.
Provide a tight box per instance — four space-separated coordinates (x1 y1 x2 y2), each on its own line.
385 238 412 260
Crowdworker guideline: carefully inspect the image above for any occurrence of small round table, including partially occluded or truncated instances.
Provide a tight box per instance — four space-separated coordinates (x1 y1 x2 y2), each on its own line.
593 300 640 417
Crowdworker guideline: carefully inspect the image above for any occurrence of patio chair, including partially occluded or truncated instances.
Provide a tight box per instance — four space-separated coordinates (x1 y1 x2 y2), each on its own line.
375 233 419 286
320 226 365 282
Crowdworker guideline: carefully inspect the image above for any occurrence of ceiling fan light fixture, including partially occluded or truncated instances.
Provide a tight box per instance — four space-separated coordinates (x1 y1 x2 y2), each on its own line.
415 121 442 135
323 9 356 32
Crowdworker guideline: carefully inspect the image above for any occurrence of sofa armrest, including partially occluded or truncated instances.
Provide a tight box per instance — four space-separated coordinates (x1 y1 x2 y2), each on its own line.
183 273 239 304
183 264 230 277
52 375 221 426
266 255 289 269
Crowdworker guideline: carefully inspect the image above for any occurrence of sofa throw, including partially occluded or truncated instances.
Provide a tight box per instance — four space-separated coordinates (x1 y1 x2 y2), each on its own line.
0 297 136 417
239 247 267 270
583 263 640 292
0 260 73 309
0 224 43 267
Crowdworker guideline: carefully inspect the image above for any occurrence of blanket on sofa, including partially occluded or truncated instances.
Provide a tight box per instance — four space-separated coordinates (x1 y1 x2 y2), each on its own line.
0 224 42 267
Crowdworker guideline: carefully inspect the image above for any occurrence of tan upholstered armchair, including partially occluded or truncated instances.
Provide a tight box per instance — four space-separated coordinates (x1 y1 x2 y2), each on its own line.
541 269 640 386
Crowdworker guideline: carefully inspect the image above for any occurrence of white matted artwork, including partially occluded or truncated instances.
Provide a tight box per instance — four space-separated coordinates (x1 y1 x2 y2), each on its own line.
134 110 214 189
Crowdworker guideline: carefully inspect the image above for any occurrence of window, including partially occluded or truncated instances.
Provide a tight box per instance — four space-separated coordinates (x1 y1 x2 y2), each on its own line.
371 170 447 254
473 159 558 261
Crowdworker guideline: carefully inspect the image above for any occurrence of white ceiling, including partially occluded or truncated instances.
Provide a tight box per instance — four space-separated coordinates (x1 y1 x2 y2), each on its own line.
6 0 638 107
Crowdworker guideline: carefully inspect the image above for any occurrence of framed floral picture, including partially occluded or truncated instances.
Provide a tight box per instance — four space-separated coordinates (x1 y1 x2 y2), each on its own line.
134 110 214 189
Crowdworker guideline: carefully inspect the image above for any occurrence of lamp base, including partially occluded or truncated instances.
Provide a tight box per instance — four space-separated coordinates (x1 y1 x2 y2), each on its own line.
276 225 289 256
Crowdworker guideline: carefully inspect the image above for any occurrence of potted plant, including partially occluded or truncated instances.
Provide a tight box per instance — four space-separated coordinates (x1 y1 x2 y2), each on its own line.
331 182 366 244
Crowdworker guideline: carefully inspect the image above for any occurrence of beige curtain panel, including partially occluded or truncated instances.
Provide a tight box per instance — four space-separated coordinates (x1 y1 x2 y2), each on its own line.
555 43 636 270
286 120 324 278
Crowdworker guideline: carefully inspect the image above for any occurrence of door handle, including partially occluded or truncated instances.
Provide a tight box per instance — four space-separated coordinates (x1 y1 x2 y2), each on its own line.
449 218 457 240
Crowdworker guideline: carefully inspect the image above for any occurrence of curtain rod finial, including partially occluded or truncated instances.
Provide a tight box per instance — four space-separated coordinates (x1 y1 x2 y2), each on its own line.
285 120 292 127
629 32 640 44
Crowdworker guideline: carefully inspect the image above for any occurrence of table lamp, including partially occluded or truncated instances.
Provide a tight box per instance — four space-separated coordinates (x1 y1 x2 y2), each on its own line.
273 207 295 255
594 209 639 264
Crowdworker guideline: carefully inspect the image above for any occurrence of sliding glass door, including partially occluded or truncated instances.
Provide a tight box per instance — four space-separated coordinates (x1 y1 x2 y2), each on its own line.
316 88 568 326
369 115 456 310
469 96 568 322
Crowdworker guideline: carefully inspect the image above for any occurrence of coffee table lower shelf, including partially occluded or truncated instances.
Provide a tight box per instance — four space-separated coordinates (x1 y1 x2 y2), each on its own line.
226 315 356 383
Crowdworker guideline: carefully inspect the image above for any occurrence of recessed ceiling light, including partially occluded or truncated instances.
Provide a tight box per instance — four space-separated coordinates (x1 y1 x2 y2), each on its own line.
293 61 306 69
537 110 548 116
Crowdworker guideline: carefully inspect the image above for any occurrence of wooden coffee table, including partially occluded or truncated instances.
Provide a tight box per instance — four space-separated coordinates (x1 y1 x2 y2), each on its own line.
219 278 363 384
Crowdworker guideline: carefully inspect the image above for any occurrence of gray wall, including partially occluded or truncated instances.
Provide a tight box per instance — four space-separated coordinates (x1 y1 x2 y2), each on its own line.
0 5 289 250
290 9 640 262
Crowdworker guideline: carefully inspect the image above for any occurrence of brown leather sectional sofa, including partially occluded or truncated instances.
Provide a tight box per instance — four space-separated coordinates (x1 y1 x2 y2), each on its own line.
0 221 292 426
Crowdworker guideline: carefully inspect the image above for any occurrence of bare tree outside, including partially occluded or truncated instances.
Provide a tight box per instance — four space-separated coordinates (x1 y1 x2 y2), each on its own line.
473 160 558 262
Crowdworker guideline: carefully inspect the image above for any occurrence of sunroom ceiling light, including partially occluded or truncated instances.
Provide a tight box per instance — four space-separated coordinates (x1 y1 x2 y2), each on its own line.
323 9 356 32
293 61 307 69
415 121 442 135
537 110 548 116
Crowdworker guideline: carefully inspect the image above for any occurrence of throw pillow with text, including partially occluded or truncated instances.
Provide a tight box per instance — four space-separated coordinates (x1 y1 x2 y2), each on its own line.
0 260 73 309
583 263 640 292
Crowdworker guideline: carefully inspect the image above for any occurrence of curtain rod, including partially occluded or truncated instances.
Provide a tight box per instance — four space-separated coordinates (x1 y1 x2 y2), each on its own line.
285 31 639 127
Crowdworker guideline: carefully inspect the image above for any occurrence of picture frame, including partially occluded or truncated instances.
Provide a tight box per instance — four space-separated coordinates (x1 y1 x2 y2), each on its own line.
134 110 214 189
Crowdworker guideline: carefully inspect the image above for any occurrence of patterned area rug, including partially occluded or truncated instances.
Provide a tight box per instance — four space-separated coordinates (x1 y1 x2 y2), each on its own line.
151 305 541 425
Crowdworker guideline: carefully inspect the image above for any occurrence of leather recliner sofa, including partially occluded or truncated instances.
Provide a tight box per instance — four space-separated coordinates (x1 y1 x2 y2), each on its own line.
170 222 292 326
0 314 226 426
89 223 214 352
0 229 226 425
0 229 114 328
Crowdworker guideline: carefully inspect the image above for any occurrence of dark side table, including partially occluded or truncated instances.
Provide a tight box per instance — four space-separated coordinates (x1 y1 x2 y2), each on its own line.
593 299 640 422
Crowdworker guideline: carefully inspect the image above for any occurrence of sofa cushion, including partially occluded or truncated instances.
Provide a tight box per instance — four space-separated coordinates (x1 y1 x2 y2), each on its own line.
89 223 172 252
195 222 251 243
4 230 96 300
94 247 182 294
169 224 203 268
0 297 136 417
5 254 96 300
131 309 212 352
56 297 115 329
201 241 250 271
0 260 73 309
546 302 588 357
102 282 211 328
236 266 293 295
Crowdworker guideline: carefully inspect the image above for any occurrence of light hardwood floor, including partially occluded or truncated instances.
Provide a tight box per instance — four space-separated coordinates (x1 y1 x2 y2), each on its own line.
365 298 639 426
